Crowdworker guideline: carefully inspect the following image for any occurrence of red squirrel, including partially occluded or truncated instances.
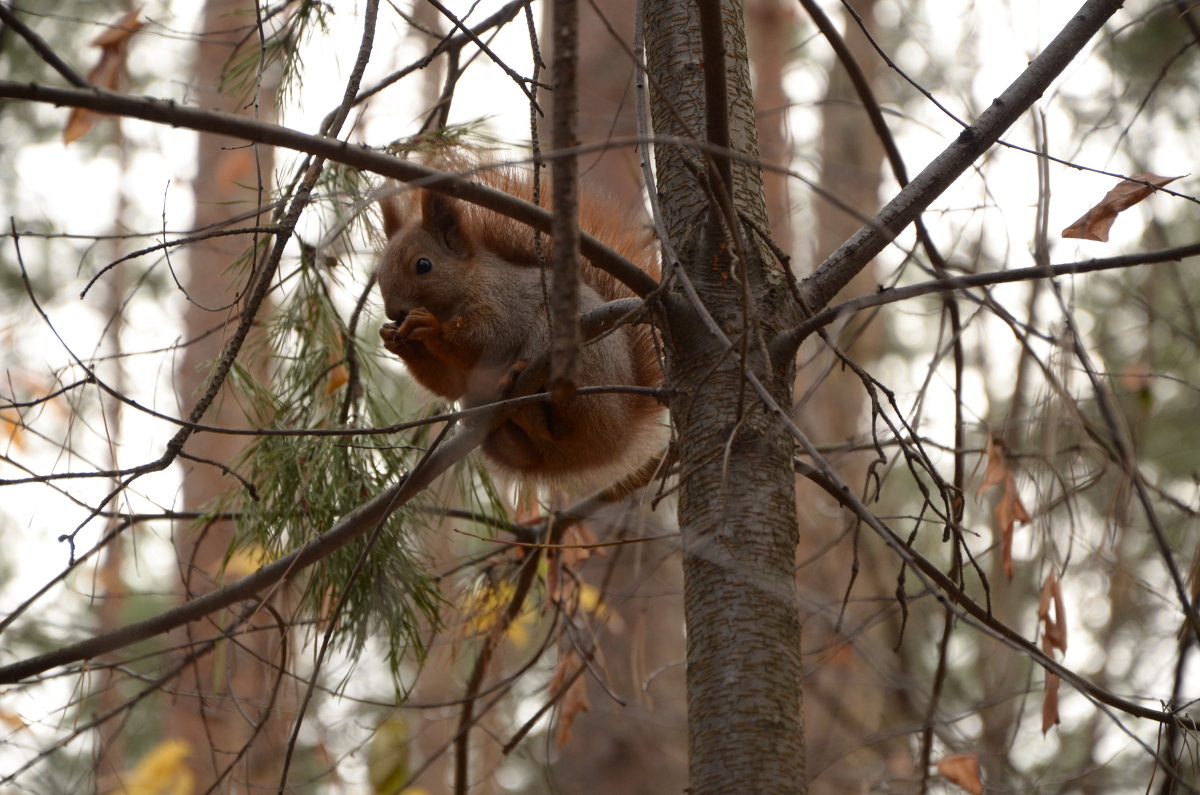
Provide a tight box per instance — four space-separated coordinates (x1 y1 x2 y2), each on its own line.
377 157 665 489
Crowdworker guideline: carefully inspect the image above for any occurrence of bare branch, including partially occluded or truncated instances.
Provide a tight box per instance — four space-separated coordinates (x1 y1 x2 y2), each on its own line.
0 79 658 297
0 4 88 87
798 0 1126 319
779 242 1200 350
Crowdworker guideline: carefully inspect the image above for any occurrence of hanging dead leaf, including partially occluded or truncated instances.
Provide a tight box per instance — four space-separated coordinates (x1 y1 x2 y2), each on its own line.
561 522 599 567
995 475 1030 579
977 436 1030 579
824 630 856 668
214 147 257 191
1188 545 1200 608
550 653 591 746
90 8 145 48
1061 173 1181 242
1037 573 1067 733
1042 671 1062 733
64 9 145 143
975 434 1009 498
936 752 983 794
0 710 27 731
1038 573 1068 655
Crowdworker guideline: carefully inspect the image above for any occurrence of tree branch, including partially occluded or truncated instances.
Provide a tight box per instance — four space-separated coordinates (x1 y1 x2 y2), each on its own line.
549 0 581 398
0 297 638 684
796 0 1125 321
778 241 1200 350
0 4 88 88
0 80 658 297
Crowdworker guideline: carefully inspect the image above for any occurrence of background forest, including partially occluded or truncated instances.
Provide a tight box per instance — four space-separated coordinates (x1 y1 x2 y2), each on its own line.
0 0 1198 793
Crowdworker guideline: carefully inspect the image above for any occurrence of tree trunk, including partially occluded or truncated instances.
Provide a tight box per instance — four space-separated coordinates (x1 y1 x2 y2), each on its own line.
171 1 286 788
644 1 806 791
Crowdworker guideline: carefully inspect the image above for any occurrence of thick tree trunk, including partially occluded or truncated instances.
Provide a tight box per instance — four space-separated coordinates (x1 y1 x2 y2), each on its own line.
644 1 806 791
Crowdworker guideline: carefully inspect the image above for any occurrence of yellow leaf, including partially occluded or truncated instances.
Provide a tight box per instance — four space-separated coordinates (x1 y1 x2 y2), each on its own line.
106 738 193 795
326 363 349 394
368 715 410 795
225 544 270 579
463 581 534 647
577 582 601 613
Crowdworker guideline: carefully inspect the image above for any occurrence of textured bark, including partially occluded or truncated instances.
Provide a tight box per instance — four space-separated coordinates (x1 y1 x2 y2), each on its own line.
644 1 806 791
171 1 286 788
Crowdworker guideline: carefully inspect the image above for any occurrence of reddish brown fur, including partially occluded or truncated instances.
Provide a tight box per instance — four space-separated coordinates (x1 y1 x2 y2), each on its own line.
377 151 665 487
429 157 662 398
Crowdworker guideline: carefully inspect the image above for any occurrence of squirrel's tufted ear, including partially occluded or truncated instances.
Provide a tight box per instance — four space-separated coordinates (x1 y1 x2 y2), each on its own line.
420 190 472 256
379 189 404 238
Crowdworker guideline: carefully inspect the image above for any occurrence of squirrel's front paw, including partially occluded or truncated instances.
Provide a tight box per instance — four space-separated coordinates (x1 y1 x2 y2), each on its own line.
396 307 441 342
497 360 529 397
380 321 414 356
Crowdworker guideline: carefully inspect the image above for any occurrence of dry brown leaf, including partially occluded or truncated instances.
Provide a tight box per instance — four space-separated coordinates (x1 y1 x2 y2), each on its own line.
977 436 1030 579
549 652 591 747
64 9 144 143
825 630 855 668
0 710 27 731
936 752 983 794
996 475 1030 579
1037 573 1067 733
91 8 145 47
1042 671 1062 733
555 673 591 746
561 523 599 567
975 434 1009 498
1038 573 1068 654
1189 546 1200 608
1062 173 1181 242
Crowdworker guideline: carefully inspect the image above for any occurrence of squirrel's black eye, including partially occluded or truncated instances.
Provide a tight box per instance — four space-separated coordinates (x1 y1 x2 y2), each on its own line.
415 257 433 275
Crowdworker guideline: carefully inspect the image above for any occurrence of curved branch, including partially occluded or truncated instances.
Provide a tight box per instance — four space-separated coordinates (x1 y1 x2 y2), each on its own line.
791 459 1200 736
0 80 658 297
0 297 636 684
796 0 1125 320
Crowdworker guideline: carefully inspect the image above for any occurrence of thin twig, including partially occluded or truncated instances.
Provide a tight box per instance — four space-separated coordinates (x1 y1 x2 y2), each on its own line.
0 4 88 87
